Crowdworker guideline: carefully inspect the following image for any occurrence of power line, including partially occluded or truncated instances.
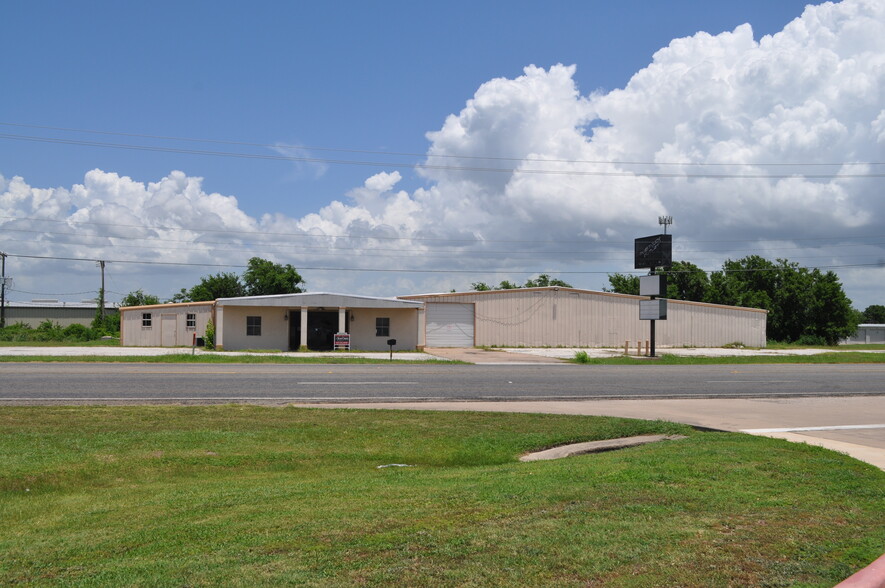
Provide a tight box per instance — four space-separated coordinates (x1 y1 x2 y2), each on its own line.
1 132 882 179
2 121 882 167
3 231 884 264
8 288 97 296
3 214 885 247
3 251 882 276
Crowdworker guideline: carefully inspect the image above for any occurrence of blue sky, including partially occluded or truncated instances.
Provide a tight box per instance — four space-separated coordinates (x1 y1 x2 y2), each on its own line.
3 0 809 216
2 0 883 309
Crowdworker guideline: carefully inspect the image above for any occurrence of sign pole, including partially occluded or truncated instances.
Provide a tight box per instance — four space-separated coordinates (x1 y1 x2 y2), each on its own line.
649 267 656 357
635 225 671 359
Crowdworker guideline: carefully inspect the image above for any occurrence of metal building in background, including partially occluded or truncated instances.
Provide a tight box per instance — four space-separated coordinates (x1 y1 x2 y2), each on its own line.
119 287 767 351
842 324 885 345
3 300 118 328
401 287 767 348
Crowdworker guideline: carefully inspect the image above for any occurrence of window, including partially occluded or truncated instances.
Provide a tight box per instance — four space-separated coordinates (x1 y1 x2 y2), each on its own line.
142 313 152 328
375 317 390 337
246 316 262 336
186 313 196 330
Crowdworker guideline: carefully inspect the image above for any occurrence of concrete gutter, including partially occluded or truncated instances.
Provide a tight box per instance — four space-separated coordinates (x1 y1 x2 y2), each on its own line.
520 434 687 461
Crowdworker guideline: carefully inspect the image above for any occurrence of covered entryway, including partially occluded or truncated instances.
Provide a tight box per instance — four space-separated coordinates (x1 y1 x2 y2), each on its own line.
288 310 344 351
215 292 423 352
425 303 474 347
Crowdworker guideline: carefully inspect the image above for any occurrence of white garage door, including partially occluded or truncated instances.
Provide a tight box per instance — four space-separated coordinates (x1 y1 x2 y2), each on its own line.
426 303 474 347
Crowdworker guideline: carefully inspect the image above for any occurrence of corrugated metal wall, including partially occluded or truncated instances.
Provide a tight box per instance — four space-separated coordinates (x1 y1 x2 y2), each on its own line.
4 306 118 328
843 325 885 344
408 288 766 348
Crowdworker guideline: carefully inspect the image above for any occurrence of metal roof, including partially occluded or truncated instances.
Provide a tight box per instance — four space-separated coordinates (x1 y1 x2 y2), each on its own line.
4 300 116 309
216 292 423 309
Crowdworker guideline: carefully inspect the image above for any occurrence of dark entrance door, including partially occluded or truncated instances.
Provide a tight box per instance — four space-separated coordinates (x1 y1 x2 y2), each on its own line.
288 310 343 351
307 311 338 350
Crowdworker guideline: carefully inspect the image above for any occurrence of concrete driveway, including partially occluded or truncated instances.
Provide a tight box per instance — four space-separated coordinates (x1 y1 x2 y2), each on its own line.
422 347 566 364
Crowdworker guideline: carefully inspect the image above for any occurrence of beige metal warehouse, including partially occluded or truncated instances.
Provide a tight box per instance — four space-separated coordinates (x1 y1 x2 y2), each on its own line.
401 287 767 348
121 287 766 350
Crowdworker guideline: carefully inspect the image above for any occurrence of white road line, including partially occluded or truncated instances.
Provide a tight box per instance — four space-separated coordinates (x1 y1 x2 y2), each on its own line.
0 396 442 402
706 380 800 383
296 382 420 385
742 424 885 433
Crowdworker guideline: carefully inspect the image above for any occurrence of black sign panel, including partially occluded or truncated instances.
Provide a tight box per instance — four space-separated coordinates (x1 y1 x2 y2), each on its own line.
634 234 672 269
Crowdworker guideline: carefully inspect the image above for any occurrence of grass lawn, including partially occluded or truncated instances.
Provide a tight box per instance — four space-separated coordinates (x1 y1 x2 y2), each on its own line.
0 339 122 347
1 406 882 586
571 351 885 365
0 354 459 364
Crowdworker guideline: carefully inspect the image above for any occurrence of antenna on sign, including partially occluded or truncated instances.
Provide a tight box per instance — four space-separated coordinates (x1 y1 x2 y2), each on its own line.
658 216 673 234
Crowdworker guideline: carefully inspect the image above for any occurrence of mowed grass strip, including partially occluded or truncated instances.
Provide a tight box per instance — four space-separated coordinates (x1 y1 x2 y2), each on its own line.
0 406 882 587
571 351 885 365
0 354 461 365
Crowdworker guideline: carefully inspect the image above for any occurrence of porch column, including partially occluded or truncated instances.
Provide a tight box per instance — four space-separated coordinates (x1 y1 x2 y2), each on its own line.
338 307 347 333
215 306 224 350
300 306 308 349
417 306 426 350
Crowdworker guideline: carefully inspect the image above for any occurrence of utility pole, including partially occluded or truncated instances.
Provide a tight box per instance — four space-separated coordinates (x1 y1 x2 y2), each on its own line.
97 260 106 321
0 252 6 328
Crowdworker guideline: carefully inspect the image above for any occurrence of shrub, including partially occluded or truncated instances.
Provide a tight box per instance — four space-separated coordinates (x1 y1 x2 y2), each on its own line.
62 323 93 341
204 320 215 350
574 350 590 364
796 334 827 346
0 323 34 342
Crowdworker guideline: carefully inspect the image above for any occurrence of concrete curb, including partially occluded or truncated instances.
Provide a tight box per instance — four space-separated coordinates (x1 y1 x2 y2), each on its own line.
519 434 687 462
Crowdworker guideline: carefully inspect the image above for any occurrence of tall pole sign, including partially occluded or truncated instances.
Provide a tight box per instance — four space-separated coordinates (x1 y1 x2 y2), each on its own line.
634 217 673 357
0 252 6 328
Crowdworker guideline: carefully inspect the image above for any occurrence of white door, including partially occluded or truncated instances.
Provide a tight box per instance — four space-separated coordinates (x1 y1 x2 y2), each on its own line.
425 303 474 347
161 314 178 347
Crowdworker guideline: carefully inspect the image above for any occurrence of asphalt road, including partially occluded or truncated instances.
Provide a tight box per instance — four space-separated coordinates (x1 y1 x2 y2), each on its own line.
1 362 884 403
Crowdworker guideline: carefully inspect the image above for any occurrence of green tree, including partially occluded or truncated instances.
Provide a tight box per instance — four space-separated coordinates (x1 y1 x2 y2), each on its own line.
471 282 492 291
603 273 639 295
243 257 305 296
706 256 856 344
662 261 709 301
90 288 118 334
861 304 885 323
120 289 160 307
804 269 856 345
705 255 777 310
524 274 573 288
167 288 191 303
189 272 246 301
497 280 519 290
